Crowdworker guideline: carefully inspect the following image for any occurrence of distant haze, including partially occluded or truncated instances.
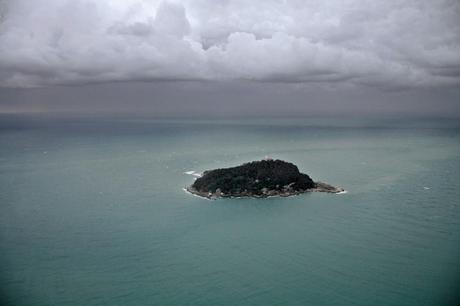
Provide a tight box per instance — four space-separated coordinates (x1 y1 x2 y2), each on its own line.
0 0 459 115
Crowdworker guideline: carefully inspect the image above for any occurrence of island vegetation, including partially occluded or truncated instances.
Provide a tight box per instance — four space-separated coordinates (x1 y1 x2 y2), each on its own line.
187 159 344 199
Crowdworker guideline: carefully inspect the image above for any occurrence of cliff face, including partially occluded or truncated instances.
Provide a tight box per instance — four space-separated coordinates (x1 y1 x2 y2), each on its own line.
190 159 316 197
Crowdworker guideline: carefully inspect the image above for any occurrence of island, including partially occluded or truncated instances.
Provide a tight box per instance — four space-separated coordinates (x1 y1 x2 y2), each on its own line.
186 159 344 199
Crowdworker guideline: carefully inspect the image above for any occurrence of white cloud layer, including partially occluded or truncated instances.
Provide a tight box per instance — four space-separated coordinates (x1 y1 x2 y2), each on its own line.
0 0 459 88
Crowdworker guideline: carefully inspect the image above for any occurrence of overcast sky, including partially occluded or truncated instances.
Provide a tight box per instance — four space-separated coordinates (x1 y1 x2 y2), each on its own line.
0 0 459 116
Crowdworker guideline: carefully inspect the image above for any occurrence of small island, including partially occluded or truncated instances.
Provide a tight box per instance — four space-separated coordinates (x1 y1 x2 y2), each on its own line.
186 159 344 199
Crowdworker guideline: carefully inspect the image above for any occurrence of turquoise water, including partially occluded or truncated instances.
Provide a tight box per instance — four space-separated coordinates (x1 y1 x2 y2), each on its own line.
1 115 460 305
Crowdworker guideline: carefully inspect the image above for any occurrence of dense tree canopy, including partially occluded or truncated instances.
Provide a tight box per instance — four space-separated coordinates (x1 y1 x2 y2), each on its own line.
192 159 315 195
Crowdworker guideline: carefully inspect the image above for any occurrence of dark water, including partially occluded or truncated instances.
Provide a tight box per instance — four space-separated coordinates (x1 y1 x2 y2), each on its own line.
1 114 460 305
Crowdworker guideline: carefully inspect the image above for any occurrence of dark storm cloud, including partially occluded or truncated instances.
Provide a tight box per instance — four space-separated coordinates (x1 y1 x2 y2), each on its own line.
0 0 459 89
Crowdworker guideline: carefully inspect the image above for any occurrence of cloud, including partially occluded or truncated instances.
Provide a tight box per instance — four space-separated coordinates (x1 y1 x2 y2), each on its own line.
0 0 459 89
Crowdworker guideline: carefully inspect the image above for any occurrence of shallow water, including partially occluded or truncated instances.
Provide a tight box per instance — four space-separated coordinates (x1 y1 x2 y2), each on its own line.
1 114 459 305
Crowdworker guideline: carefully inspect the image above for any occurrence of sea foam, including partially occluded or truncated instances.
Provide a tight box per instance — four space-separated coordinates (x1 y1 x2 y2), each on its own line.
184 170 202 177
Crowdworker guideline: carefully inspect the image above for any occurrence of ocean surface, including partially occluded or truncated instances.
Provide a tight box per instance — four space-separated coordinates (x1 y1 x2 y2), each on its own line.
1 114 459 305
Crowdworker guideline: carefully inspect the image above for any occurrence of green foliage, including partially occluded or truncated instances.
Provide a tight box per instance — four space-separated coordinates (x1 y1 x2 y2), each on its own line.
192 159 315 194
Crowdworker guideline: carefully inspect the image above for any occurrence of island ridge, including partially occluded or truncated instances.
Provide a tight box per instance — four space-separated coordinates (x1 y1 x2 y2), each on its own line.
187 159 344 199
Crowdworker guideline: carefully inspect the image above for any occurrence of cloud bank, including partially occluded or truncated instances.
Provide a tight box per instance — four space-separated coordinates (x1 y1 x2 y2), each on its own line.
0 0 459 88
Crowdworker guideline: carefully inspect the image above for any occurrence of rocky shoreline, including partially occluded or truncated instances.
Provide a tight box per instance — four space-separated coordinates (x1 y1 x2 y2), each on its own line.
186 181 344 199
186 159 344 199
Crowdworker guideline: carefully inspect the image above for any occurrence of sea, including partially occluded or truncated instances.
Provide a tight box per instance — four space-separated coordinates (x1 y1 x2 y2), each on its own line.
1 113 459 305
